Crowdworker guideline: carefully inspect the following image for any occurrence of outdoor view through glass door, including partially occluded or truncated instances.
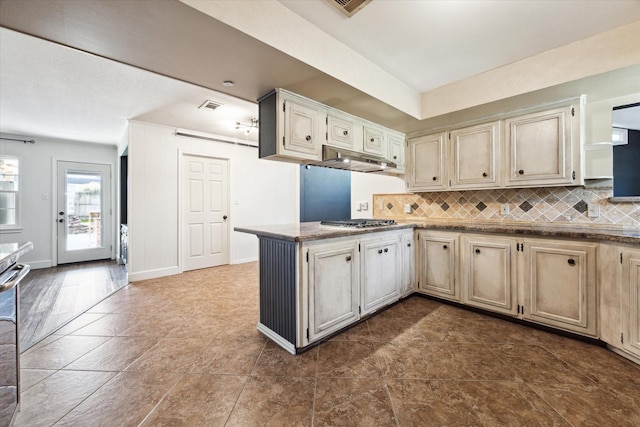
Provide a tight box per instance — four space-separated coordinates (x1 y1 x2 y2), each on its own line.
57 161 112 264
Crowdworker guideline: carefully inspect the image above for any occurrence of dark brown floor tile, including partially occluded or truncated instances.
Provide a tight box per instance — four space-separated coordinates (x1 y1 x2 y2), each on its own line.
488 343 594 384
125 337 211 374
19 335 110 370
13 370 116 426
386 379 569 426
190 337 266 375
529 382 640 426
367 314 421 342
316 340 385 378
141 373 248 426
55 371 181 426
19 368 57 391
226 376 314 426
65 336 158 371
328 320 372 342
252 341 318 377
445 343 520 381
52 313 108 335
314 377 395 426
376 340 457 380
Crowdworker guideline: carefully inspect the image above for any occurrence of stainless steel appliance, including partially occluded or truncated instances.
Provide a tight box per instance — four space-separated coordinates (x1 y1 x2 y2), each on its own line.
320 219 397 228
309 146 397 173
0 263 30 427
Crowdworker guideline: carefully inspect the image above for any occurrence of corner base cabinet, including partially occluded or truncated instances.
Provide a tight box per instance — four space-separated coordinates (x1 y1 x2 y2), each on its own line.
623 249 640 358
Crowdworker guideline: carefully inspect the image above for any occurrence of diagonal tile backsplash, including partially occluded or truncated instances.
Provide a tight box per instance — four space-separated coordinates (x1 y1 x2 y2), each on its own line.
373 186 640 228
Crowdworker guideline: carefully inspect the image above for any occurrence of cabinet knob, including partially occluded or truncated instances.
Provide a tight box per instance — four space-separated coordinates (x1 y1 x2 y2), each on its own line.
567 258 576 266
482 172 487 177
518 169 525 175
393 156 397 160
443 244 448 250
305 135 312 142
475 248 481 254
345 255 352 262
343 130 348 136
384 248 389 253
378 249 383 254
407 243 411 247
432 176 437 181
370 138 375 142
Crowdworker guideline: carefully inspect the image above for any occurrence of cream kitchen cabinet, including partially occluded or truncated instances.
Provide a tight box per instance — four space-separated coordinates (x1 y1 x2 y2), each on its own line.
450 121 500 189
387 130 405 173
327 110 363 152
363 122 387 157
504 105 579 187
306 238 360 342
523 239 597 336
622 249 640 359
417 230 459 302
461 234 518 316
259 89 326 162
406 132 447 191
401 231 415 296
360 233 402 315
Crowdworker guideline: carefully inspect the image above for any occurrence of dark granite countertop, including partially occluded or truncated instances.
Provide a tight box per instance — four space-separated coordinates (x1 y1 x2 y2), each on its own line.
234 222 415 242
0 242 34 273
236 220 640 245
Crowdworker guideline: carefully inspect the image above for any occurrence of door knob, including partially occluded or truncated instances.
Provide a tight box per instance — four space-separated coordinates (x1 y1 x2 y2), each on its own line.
223 215 228 220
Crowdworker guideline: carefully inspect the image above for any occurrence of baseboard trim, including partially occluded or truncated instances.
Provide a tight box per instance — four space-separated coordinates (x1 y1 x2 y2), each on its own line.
22 260 53 269
257 323 296 355
231 257 258 265
127 266 180 282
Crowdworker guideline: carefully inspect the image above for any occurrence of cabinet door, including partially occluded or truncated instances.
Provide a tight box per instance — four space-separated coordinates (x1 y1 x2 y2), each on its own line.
504 106 574 187
282 98 324 160
387 132 405 172
462 235 518 316
307 241 360 342
523 240 597 336
450 121 499 189
418 231 459 301
363 124 386 157
623 249 640 356
327 112 362 151
401 232 415 296
406 133 447 191
361 235 402 315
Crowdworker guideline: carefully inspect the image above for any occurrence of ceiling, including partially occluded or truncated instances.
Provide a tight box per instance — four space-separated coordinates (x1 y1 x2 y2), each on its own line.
0 0 639 146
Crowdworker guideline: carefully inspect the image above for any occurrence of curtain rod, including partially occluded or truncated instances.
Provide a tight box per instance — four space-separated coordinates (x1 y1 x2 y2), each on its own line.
1 137 35 144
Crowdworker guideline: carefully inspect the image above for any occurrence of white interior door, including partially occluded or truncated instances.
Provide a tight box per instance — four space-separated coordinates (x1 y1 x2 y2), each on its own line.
57 161 112 264
183 155 229 271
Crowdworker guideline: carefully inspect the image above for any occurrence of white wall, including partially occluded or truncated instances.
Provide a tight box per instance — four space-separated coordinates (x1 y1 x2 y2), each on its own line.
0 133 117 268
127 122 299 281
351 172 405 219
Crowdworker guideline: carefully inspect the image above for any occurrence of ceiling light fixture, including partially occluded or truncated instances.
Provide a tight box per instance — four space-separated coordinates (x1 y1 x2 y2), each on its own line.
222 80 234 87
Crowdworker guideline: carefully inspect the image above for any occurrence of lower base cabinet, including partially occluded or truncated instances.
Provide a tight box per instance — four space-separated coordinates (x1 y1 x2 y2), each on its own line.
623 249 640 358
360 233 402 315
417 231 459 301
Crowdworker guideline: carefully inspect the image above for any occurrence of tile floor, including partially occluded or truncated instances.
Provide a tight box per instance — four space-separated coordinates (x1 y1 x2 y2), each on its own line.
14 262 640 426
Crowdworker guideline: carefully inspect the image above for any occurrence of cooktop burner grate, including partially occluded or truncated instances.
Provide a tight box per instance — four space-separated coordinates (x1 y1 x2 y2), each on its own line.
320 219 397 228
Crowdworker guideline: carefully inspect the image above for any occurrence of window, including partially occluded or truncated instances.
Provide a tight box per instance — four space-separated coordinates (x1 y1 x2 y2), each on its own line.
0 156 20 229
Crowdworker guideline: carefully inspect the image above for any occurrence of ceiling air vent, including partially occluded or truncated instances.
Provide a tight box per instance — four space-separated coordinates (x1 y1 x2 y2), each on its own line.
326 0 372 17
199 100 223 111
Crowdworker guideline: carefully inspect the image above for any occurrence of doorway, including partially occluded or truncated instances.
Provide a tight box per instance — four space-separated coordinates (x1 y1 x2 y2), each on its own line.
57 161 112 264
182 154 229 271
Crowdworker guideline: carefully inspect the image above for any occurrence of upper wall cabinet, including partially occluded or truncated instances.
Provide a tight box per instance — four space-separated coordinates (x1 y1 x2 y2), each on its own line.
259 90 325 162
259 89 405 174
450 121 500 189
504 105 578 187
407 132 447 191
327 110 363 152
406 97 584 192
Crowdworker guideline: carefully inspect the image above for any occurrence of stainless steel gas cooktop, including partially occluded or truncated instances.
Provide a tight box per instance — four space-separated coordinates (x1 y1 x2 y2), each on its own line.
319 219 397 228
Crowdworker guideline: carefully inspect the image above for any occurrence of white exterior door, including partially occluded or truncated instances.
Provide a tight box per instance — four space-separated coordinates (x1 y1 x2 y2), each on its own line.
57 161 112 264
182 155 229 271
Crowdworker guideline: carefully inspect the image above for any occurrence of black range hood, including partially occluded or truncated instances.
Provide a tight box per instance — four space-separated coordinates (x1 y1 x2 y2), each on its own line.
309 145 397 173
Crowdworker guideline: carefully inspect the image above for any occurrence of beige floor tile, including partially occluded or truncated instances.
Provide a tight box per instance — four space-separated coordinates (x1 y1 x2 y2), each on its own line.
55 371 181 426
19 368 56 391
125 337 211 374
13 370 116 426
52 313 107 335
252 341 318 377
314 377 396 426
386 379 569 426
70 312 139 336
190 337 266 375
316 340 385 378
226 376 315 426
141 373 248 426
20 335 110 370
65 335 158 371
529 382 640 426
